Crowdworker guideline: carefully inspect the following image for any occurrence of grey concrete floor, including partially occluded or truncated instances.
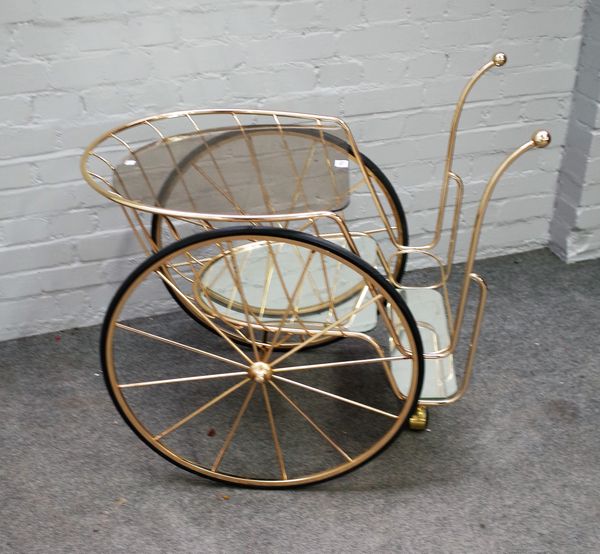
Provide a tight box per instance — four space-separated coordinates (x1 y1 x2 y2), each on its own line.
1 248 599 553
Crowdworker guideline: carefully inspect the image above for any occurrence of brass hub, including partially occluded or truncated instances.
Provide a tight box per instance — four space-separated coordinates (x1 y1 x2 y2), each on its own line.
247 361 272 383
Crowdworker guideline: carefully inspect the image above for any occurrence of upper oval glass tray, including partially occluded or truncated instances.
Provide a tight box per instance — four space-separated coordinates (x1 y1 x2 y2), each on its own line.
112 124 353 217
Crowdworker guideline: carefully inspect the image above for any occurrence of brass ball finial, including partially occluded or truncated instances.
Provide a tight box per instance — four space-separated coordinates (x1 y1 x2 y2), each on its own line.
532 130 551 148
492 52 507 67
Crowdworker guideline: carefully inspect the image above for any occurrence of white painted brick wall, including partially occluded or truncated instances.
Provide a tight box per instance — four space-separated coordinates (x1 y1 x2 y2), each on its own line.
550 0 600 262
0 0 589 341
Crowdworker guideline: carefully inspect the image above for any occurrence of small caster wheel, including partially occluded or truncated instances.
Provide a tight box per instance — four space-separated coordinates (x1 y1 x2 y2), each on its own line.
409 406 428 431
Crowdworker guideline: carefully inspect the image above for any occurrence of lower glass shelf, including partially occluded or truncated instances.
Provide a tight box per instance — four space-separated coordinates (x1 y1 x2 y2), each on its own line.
190 236 458 401
390 288 457 401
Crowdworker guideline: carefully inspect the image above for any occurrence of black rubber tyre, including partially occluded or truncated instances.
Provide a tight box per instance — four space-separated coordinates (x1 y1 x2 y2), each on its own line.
101 226 423 488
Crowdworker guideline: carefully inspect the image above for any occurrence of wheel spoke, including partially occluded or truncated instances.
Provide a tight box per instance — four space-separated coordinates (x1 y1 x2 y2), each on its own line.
156 269 254 365
315 247 341 324
261 382 287 480
192 238 266 360
264 250 317 358
211 382 257 472
115 323 248 370
269 293 384 368
258 246 276 318
272 375 398 420
258 241 317 345
119 371 248 389
153 379 249 441
274 354 409 374
219 240 262 360
269 380 352 462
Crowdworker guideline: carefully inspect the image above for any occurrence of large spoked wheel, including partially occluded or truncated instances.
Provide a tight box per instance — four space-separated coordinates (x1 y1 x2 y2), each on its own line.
149 128 409 350
102 227 423 487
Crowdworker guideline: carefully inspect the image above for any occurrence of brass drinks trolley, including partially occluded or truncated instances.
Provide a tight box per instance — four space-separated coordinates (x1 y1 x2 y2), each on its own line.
81 53 550 487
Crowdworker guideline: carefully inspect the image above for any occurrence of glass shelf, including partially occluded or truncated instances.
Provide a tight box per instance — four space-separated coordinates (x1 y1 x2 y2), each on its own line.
390 288 457 401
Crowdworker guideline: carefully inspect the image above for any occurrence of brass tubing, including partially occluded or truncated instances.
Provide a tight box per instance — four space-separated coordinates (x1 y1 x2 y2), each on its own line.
157 269 255 365
274 355 411 374
81 110 348 209
119 206 152 256
114 322 248 370
153 378 250 441
261 383 288 480
211 382 257 472
272 376 398 420
336 118 400 248
419 272 488 406
388 131 550 360
119 370 248 389
269 293 385 367
433 54 506 248
268 380 353 462
411 53 507 252
449 131 550 351
444 171 465 280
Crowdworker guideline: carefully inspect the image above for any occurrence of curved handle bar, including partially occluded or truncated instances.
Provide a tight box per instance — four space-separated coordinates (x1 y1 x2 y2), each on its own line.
425 53 508 251
449 129 551 349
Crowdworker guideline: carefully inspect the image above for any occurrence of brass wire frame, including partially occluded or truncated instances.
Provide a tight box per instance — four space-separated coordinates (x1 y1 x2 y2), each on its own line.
83 110 407 352
81 52 551 412
148 127 407 317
